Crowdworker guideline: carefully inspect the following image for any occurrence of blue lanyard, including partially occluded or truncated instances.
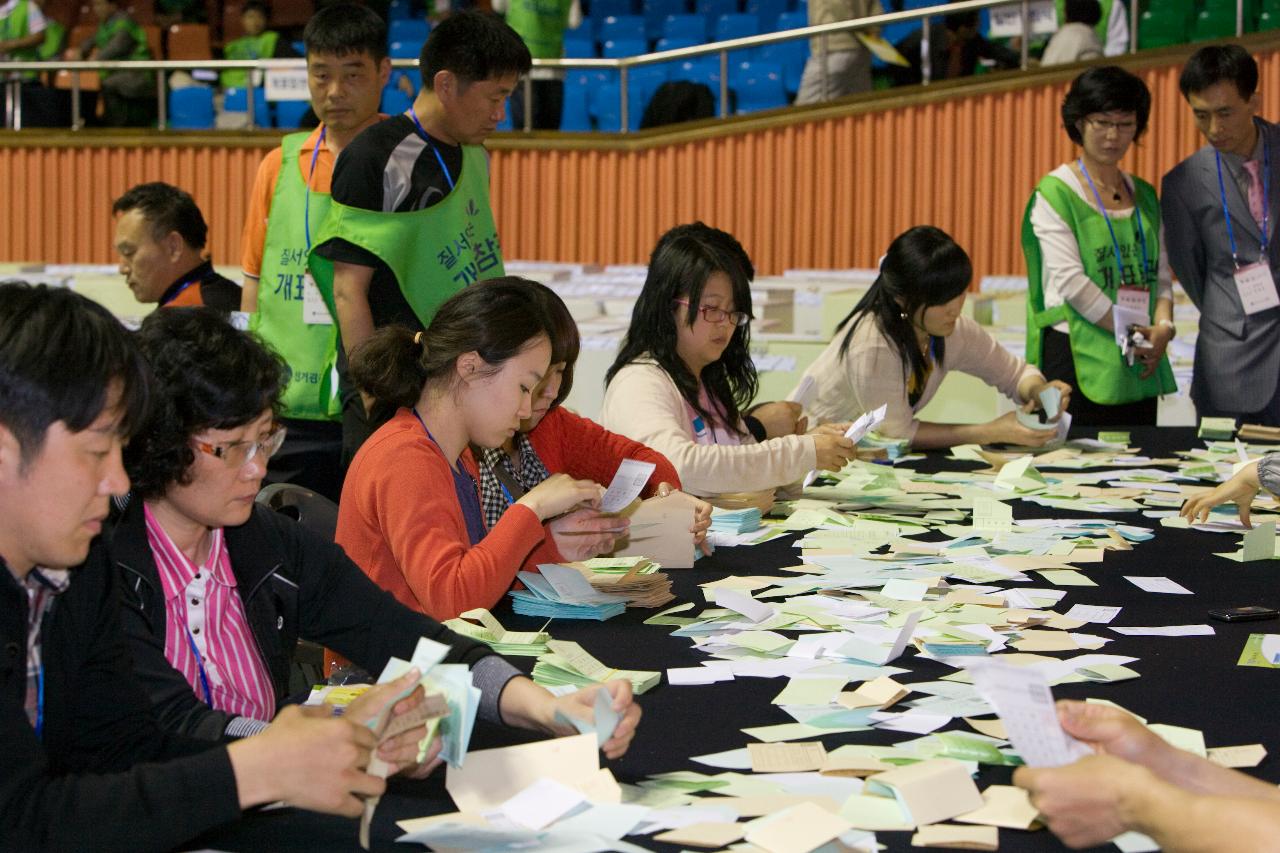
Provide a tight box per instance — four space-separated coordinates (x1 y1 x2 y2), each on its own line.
1215 141 1271 267
185 627 214 708
406 107 456 191
1078 159 1150 290
497 479 515 506
302 125 327 253
34 662 44 740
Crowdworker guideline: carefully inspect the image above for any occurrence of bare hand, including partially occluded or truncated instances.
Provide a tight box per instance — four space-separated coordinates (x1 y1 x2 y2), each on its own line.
548 506 627 561
812 433 857 471
1024 379 1073 422
1013 754 1153 849
234 704 384 817
1133 324 1172 379
549 680 643 760
342 669 443 777
988 410 1057 447
519 473 605 521
1053 700 1170 766
1180 461 1262 527
748 401 805 438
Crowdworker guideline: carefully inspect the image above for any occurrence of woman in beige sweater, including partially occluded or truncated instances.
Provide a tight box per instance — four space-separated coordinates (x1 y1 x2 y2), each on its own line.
796 226 1072 449
600 223 857 497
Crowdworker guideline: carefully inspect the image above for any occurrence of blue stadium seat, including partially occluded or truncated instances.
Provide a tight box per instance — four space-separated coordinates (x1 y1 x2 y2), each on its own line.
598 13 646 43
589 0 634 17
379 84 413 115
588 65 666 131
388 18 429 46
696 0 737 19
388 40 418 59
561 71 594 131
291 39 305 55
663 12 709 40
563 24 596 56
645 0 687 39
729 59 787 113
653 36 701 78
746 0 786 31
274 99 310 128
602 37 647 56
387 0 415 19
168 86 214 129
713 12 759 62
670 57 723 114
756 21 807 94
222 87 270 126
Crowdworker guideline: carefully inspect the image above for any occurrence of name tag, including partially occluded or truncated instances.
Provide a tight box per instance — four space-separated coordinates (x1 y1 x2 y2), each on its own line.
1116 286 1148 314
301 273 334 325
1234 262 1280 315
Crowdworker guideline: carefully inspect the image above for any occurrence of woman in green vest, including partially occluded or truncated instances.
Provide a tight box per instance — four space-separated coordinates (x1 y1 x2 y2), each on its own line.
1022 65 1176 427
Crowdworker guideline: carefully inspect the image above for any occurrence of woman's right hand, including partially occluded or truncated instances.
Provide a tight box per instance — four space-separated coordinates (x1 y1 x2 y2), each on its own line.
812 433 857 471
517 473 605 521
986 411 1058 447
1181 461 1262 527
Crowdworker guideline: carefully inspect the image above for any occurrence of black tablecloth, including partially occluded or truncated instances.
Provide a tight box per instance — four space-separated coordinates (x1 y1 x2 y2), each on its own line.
190 427 1280 852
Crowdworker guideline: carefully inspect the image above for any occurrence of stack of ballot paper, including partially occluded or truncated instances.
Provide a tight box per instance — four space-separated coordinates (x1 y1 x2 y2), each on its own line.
533 639 661 694
710 506 763 534
858 430 913 460
509 564 628 621
569 557 675 608
443 608 551 656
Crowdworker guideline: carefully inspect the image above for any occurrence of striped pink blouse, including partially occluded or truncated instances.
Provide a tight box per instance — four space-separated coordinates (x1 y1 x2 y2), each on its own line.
143 504 276 722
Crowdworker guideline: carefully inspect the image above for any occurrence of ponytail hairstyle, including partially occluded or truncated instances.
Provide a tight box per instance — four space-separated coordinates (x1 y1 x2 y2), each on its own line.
607 222 758 437
349 277 556 410
834 226 972 392
525 282 580 411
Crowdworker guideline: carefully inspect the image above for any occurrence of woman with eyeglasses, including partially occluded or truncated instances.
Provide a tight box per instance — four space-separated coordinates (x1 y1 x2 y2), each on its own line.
600 222 857 497
1023 65 1176 427
109 306 642 761
795 226 1071 449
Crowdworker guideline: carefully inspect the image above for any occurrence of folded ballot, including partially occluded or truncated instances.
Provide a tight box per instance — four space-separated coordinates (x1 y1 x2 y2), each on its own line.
444 608 551 656
509 564 628 621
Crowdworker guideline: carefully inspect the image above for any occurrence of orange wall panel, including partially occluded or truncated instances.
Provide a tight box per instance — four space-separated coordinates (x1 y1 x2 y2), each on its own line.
4 41 1280 278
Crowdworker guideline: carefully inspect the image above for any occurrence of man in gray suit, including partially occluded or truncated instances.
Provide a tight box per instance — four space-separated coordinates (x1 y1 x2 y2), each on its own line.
1163 45 1280 425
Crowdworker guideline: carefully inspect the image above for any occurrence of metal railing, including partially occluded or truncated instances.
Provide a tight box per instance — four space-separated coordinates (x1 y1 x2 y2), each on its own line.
0 0 1217 133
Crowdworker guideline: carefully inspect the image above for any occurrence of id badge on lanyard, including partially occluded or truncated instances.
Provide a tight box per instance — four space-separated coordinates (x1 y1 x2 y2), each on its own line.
1079 160 1151 327
1216 147 1280 315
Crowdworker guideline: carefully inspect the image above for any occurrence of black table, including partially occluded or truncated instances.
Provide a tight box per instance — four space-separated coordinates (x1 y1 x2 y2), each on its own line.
190 427 1280 853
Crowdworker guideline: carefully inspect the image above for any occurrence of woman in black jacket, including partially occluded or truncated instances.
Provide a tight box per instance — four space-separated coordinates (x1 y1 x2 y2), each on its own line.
110 307 640 756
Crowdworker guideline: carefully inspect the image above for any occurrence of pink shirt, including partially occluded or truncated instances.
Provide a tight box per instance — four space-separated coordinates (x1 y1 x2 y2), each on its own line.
144 504 276 721
683 385 745 446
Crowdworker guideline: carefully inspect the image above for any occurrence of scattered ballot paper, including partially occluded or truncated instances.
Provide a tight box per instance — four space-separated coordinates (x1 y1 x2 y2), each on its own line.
967 659 1092 767
600 458 657 513
1124 576 1193 595
972 497 1014 533
865 758 984 826
804 404 887 487
1217 521 1280 562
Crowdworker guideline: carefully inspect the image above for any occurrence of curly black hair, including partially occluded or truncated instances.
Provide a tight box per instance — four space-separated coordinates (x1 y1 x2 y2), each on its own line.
125 308 284 499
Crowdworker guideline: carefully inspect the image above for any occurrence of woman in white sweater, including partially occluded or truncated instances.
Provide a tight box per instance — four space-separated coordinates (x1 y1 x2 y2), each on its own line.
600 223 857 497
797 226 1072 449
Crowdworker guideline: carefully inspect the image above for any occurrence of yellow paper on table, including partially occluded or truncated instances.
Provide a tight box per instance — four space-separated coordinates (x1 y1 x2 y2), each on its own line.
821 751 894 777
610 491 700 569
838 676 909 709
1037 569 1097 586
653 822 745 848
697 794 842 817
742 722 857 742
444 733 609 814
772 675 847 706
842 793 916 831
744 801 854 853
972 497 1013 533
912 824 998 850
964 717 1008 740
866 759 984 826
749 741 828 773
954 785 1040 830
1208 744 1267 768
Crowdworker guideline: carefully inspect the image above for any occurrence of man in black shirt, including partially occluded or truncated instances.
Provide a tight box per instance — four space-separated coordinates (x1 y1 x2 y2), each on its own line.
310 10 531 462
111 182 242 311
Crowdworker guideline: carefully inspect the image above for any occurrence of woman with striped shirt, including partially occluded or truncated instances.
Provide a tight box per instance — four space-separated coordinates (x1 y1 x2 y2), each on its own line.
110 306 641 760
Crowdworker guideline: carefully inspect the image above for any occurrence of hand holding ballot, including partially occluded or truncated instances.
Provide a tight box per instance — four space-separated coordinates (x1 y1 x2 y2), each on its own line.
657 480 715 555
516 472 607 521
344 668 445 779
547 506 629 562
547 680 643 760
1180 460 1263 527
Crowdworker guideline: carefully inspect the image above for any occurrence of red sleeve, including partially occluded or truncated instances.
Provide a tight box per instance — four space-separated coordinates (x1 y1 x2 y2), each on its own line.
338 427 553 622
530 407 681 497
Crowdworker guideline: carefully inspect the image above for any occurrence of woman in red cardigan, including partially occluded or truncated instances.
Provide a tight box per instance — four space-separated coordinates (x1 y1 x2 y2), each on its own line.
337 278 629 622
475 284 713 553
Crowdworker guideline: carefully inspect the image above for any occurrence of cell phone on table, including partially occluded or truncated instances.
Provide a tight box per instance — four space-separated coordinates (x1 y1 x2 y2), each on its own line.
1208 606 1280 622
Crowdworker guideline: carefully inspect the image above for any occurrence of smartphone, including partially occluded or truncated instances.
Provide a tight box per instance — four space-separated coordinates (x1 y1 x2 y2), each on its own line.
1208 606 1280 623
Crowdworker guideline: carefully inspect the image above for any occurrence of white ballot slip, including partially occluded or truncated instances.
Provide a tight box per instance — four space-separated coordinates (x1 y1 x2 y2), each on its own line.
803 404 887 488
967 659 1092 767
600 459 657 513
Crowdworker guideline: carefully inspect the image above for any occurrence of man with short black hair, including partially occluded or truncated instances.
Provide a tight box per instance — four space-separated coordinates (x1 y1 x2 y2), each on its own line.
0 282 418 850
309 9 531 462
112 182 241 310
240 2 391 499
1162 44 1280 425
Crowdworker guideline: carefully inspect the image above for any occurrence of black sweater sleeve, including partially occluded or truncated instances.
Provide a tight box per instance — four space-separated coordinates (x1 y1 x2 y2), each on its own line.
0 548 243 852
